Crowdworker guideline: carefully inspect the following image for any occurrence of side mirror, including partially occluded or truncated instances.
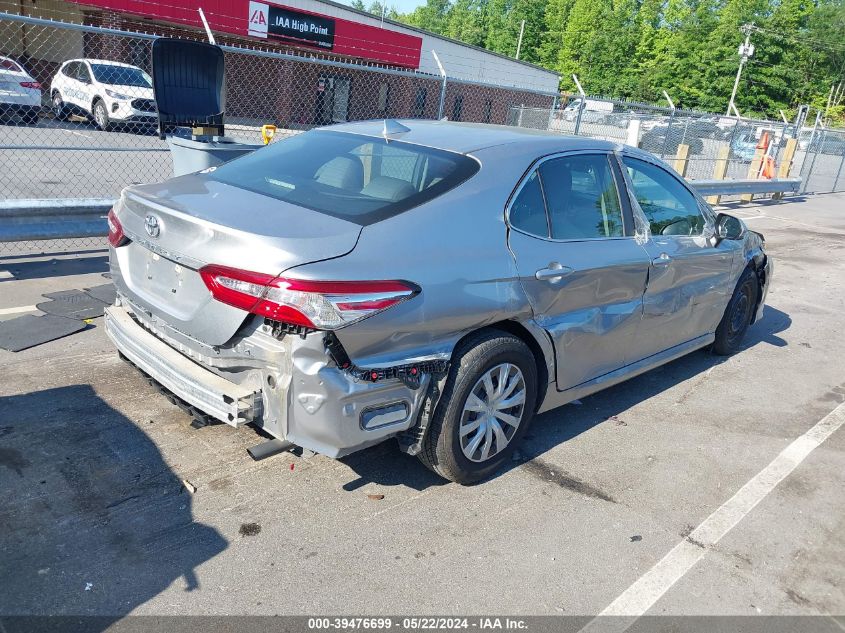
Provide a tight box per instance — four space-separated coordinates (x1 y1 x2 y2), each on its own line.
715 213 745 243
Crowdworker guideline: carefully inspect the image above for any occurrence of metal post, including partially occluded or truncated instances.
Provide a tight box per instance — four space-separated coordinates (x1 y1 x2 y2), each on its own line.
197 8 216 44
802 112 823 194
515 19 526 60
823 83 835 125
547 94 558 131
660 107 676 159
432 50 447 120
833 145 845 193
727 24 754 116
572 74 586 136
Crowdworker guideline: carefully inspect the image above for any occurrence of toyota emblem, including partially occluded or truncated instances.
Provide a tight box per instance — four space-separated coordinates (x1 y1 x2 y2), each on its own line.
144 214 161 238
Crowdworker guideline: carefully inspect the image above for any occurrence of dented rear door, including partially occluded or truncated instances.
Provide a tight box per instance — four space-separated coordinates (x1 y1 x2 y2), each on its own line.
507 151 651 391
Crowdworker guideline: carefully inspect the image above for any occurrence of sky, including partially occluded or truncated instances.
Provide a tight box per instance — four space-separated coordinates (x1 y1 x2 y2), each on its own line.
336 0 426 16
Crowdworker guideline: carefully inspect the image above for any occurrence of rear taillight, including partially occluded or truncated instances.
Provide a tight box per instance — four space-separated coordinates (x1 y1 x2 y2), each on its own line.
199 264 418 330
107 208 128 247
19 81 40 89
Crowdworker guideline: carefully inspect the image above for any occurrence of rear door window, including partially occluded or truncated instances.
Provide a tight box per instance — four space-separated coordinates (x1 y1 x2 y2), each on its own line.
63 62 78 79
509 171 549 237
539 154 625 240
209 130 479 225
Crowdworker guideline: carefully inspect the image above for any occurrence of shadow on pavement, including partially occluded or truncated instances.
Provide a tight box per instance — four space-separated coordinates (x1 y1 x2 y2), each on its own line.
0 385 227 620
337 306 791 490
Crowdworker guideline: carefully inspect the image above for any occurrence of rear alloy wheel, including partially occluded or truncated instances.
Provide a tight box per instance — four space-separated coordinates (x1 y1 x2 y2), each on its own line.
459 364 527 463
93 99 110 131
52 92 68 121
418 330 537 484
713 267 759 355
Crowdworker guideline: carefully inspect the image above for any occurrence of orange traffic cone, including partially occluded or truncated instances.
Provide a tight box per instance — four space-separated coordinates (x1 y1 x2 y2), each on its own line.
757 130 770 150
761 155 776 179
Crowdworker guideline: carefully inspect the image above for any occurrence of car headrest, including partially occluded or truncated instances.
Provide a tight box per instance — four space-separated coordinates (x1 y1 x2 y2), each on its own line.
361 176 416 202
315 156 364 191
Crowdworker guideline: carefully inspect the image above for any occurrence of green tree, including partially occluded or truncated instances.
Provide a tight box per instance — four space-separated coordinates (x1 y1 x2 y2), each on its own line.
387 0 845 121
538 0 576 68
404 0 452 33
445 0 489 46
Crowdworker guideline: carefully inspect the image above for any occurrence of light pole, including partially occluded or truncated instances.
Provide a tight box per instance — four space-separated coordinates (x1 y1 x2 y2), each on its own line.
726 23 754 117
515 20 526 60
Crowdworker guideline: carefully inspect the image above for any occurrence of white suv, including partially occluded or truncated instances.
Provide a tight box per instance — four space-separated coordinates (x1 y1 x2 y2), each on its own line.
50 59 156 131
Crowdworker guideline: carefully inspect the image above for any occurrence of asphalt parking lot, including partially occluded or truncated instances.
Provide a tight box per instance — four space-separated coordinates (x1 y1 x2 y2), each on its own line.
0 117 272 199
0 193 843 619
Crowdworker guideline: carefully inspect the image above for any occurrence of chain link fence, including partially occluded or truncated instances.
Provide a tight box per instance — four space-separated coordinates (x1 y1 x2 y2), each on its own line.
508 99 845 198
0 11 554 257
2 9 844 261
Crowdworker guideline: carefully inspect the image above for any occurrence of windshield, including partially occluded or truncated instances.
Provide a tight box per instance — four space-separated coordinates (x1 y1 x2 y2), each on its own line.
91 64 151 87
208 130 480 225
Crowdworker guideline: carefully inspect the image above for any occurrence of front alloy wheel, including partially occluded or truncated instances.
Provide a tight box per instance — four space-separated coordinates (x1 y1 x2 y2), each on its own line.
713 266 759 355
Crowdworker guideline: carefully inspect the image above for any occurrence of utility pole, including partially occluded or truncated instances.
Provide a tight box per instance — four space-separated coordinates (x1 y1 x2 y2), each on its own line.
726 23 755 117
823 83 835 125
515 19 526 60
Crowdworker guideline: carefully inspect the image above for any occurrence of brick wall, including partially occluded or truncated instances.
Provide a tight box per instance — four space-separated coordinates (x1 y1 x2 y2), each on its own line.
22 7 555 128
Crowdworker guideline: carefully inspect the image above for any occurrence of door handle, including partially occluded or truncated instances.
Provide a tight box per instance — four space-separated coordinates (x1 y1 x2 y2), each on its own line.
535 263 573 282
651 253 672 266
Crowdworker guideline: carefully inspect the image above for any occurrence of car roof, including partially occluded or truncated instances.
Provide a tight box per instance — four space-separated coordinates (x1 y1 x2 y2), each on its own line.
323 119 627 155
65 59 144 69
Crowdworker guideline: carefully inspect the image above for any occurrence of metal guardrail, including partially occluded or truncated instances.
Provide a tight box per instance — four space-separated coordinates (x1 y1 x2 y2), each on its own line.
0 177 802 244
689 178 802 197
0 199 113 242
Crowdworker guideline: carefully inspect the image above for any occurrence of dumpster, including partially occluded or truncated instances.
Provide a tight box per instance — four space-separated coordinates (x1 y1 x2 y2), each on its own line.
152 38 262 177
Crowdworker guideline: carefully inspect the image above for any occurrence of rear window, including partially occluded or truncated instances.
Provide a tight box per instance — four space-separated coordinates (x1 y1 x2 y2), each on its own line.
207 130 480 225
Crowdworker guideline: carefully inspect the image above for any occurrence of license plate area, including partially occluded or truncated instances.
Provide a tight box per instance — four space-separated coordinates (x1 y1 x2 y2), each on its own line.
142 250 186 299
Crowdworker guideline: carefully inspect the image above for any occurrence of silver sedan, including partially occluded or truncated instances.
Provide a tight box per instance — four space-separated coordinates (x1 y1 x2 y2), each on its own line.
105 120 772 483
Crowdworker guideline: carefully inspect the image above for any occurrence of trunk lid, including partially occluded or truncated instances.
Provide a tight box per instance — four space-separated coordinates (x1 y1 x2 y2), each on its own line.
112 175 362 345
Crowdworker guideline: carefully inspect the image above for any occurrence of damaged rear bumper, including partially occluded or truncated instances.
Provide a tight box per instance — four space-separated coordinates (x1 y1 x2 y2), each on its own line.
105 302 434 458
105 306 260 425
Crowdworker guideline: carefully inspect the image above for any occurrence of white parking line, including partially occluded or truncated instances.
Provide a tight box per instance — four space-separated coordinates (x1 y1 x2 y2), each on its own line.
582 400 845 627
0 305 38 316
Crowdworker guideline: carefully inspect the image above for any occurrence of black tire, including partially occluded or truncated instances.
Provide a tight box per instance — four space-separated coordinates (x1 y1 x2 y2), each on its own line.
92 99 110 131
418 329 537 484
713 267 759 355
52 92 68 121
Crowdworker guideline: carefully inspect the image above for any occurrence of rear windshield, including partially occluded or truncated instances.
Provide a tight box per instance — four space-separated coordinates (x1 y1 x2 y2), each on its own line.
0 58 23 72
208 130 480 225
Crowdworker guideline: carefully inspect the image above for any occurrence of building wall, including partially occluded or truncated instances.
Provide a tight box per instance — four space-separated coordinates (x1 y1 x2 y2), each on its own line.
1 5 555 126
275 0 559 94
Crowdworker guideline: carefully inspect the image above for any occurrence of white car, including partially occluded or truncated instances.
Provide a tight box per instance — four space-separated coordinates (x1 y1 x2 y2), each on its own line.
0 56 41 124
50 59 156 131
